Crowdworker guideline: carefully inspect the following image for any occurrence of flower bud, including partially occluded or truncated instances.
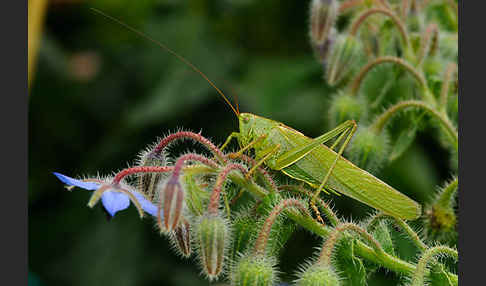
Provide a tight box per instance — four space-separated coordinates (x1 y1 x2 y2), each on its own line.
424 204 457 243
162 176 185 232
195 214 230 280
231 212 259 261
328 92 367 127
169 218 192 258
137 150 166 200
231 254 277 286
295 264 340 286
309 0 339 63
347 126 390 174
326 35 363 86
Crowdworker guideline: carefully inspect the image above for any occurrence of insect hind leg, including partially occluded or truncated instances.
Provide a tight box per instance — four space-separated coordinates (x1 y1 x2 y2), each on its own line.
312 120 357 203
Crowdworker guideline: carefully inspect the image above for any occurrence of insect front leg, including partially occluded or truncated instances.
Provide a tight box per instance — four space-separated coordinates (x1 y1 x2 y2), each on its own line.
221 132 241 151
245 144 280 179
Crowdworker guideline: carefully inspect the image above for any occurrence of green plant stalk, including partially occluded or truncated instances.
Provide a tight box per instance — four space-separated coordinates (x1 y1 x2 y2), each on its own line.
268 208 458 285
411 245 458 286
319 223 385 265
439 63 457 112
367 213 427 251
349 7 410 51
350 56 426 96
370 100 458 150
310 217 457 284
175 166 458 283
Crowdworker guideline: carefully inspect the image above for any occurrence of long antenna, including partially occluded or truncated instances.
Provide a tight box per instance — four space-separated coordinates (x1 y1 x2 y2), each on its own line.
90 8 240 117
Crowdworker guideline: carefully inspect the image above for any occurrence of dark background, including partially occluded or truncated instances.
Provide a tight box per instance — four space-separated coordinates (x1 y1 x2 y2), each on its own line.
28 0 453 285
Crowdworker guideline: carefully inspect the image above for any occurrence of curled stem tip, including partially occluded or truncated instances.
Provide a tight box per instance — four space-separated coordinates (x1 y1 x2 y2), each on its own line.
319 222 384 265
370 100 458 147
411 245 458 286
153 131 227 163
254 198 310 255
351 56 426 95
350 7 409 47
367 213 427 251
208 163 248 214
172 153 219 178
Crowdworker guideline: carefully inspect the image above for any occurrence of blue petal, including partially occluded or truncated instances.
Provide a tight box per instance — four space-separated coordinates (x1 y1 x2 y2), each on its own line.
101 191 130 217
129 190 160 217
53 172 100 191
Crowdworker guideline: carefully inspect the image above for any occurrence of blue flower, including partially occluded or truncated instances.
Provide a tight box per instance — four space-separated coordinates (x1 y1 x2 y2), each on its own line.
53 172 159 217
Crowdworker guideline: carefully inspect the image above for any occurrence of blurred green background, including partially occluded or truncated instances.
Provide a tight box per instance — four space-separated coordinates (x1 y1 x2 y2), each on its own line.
29 0 453 285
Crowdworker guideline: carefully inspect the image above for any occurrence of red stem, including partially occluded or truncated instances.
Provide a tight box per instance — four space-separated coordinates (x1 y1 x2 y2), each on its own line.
254 198 310 255
153 131 227 163
112 166 174 184
208 163 247 214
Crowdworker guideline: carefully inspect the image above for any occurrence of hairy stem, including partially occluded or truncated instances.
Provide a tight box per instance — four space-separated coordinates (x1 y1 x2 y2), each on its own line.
350 8 409 48
351 56 426 95
319 222 384 265
367 213 427 251
338 0 364 14
208 163 248 214
370 100 458 148
172 153 219 179
439 63 458 112
254 198 310 255
411 245 458 286
153 131 227 163
417 23 439 66
113 166 174 184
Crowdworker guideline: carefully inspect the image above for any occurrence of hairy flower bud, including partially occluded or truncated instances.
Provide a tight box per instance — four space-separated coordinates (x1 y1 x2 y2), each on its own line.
169 218 192 258
326 35 363 86
137 150 167 200
328 91 367 127
295 264 340 286
162 176 185 232
310 0 339 63
231 212 259 261
195 214 230 280
424 178 457 243
231 254 277 286
347 126 390 174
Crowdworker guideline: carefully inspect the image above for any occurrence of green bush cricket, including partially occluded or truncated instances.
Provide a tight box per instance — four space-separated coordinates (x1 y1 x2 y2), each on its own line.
93 9 421 220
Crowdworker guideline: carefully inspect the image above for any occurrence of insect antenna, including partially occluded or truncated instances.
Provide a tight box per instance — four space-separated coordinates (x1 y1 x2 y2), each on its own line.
90 8 240 118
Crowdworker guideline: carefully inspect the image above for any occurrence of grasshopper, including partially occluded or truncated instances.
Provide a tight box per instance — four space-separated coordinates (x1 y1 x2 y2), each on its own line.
93 9 421 220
